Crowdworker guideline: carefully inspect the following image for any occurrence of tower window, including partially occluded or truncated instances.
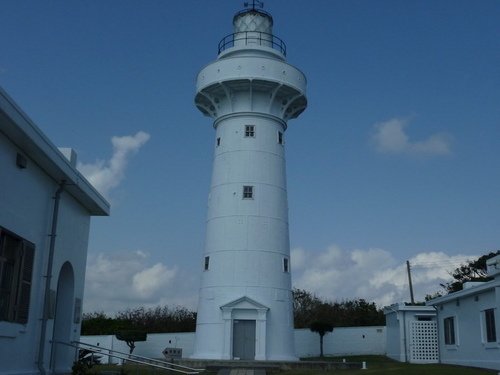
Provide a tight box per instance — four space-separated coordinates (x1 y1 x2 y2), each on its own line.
245 125 255 137
243 185 254 199
204 256 210 271
216 137 221 147
283 257 289 273
278 131 284 145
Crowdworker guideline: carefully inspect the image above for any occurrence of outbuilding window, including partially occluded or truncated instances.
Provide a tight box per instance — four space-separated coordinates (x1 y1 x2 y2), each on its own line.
485 308 496 343
444 316 456 345
0 227 35 324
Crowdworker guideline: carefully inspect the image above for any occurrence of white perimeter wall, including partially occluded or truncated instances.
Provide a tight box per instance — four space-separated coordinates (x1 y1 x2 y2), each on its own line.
294 327 386 357
81 326 386 362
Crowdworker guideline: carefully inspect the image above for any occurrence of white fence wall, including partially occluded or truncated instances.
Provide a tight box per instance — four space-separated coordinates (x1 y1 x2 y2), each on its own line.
81 326 385 361
295 327 386 357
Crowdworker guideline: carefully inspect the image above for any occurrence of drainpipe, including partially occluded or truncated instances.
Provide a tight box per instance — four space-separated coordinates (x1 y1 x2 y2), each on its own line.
38 181 65 375
432 305 441 364
402 310 407 363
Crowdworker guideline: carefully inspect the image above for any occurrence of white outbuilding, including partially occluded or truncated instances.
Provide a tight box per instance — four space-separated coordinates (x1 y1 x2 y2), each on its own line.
384 303 438 364
0 87 109 374
192 4 307 361
426 254 500 371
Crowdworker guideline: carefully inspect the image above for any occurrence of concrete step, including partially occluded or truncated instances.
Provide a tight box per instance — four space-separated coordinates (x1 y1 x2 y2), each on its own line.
217 369 266 375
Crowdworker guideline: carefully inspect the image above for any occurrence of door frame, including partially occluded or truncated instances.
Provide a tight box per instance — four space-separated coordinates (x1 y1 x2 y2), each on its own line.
220 296 269 360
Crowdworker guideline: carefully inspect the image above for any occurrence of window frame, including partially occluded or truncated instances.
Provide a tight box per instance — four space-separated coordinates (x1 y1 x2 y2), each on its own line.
484 308 497 343
278 131 284 145
242 185 254 199
443 316 456 345
0 227 35 325
204 256 210 271
283 257 289 273
244 125 255 138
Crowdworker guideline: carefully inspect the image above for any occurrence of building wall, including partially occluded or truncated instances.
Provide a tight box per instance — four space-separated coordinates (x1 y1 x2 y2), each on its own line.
0 131 91 374
384 312 402 361
194 114 295 360
384 306 438 364
82 326 386 362
437 289 500 370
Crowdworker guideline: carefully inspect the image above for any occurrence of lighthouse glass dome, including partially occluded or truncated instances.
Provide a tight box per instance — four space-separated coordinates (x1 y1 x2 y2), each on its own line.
192 6 307 361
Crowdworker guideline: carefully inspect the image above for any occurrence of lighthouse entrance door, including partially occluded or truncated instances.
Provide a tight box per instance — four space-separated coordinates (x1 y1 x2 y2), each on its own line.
233 320 256 360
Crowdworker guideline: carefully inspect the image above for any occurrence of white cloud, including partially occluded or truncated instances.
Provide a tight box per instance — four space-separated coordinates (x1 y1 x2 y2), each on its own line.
84 251 197 315
292 245 477 307
78 131 150 198
84 245 479 315
132 263 177 298
372 118 452 156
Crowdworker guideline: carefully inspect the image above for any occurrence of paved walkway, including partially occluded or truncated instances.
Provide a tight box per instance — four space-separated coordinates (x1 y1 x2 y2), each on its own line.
217 368 266 375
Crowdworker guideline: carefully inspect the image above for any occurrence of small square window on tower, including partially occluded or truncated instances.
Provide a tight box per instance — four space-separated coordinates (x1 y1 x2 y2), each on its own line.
245 125 255 137
243 185 254 199
278 131 284 145
204 256 210 271
283 257 289 273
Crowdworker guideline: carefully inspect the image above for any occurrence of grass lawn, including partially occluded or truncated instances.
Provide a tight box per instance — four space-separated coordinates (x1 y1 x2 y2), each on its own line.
281 356 498 375
86 356 497 375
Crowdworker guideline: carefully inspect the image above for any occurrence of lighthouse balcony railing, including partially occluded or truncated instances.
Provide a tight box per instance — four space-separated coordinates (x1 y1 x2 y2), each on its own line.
218 31 286 56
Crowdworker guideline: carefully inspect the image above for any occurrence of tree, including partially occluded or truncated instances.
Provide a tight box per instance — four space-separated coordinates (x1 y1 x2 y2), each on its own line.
292 288 322 328
441 251 500 294
81 305 197 335
81 311 126 335
309 320 333 358
115 330 147 355
292 289 385 329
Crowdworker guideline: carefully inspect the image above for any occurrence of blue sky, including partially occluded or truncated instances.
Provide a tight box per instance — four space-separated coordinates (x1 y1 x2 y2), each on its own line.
1 0 499 313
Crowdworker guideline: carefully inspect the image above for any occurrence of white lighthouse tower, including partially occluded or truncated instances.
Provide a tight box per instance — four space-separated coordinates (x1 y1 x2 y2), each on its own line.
192 3 307 361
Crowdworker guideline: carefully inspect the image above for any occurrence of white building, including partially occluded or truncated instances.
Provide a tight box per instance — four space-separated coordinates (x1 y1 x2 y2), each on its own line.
192 5 307 361
426 254 500 371
0 87 109 374
384 303 438 364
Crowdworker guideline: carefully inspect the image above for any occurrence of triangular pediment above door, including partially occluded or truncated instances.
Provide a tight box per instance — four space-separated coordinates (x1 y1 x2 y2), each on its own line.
220 296 269 311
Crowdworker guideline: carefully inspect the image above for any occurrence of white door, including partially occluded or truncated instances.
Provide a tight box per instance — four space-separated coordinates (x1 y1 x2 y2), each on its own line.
233 320 256 360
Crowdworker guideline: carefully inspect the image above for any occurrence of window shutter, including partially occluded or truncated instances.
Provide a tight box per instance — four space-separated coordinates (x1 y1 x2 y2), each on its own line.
15 242 35 324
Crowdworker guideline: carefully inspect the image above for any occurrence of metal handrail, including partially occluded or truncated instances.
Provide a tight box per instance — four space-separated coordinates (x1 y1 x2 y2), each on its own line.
53 340 202 374
76 341 204 372
218 31 286 56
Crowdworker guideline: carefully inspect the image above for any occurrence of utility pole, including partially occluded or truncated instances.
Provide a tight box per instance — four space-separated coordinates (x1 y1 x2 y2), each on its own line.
407 260 415 305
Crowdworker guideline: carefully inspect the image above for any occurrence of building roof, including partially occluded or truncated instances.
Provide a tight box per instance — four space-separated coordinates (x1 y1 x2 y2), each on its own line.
0 86 110 216
426 279 500 306
383 302 436 315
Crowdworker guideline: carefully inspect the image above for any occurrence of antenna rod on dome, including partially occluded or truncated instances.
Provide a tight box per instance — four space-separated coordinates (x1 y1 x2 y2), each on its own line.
244 0 264 10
